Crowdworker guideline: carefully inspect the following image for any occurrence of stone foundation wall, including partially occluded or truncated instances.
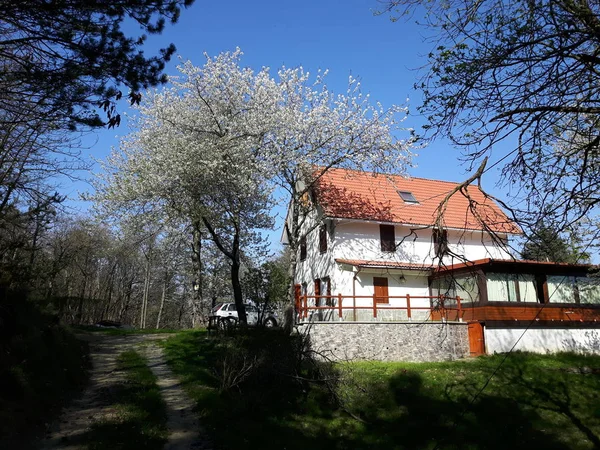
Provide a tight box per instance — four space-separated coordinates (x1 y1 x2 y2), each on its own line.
298 321 469 362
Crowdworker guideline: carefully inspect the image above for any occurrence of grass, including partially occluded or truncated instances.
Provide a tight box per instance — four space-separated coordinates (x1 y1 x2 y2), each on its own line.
80 350 168 450
163 330 600 450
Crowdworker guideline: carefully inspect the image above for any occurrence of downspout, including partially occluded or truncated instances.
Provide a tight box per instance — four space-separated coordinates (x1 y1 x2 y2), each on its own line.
353 267 362 322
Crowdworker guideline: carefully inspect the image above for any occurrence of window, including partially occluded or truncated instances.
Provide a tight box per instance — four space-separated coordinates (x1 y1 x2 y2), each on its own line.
577 277 600 304
517 274 538 302
380 224 395 252
319 224 327 254
300 235 307 261
487 273 518 302
431 274 479 304
397 191 419 203
432 228 448 258
314 278 321 305
486 273 538 302
547 276 576 303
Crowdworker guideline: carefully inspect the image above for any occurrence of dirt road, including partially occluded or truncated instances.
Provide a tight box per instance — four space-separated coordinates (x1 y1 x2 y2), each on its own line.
40 333 212 450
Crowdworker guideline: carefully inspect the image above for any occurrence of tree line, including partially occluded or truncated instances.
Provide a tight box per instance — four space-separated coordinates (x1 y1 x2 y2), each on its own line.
2 0 598 333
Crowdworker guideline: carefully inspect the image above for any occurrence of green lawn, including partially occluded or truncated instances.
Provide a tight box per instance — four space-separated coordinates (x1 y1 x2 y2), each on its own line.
80 350 168 450
163 330 600 450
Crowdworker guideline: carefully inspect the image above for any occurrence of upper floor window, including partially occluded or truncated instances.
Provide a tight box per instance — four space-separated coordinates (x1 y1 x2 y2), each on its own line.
432 228 448 257
300 235 307 261
397 191 419 204
319 224 327 254
314 278 321 304
380 224 395 252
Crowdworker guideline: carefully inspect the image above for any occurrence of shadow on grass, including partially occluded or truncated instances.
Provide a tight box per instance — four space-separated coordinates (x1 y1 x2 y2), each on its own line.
73 350 168 450
164 331 598 450
0 294 89 449
350 369 571 450
473 353 600 449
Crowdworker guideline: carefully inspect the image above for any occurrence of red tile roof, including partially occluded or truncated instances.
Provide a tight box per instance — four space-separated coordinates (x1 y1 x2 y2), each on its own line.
313 167 520 234
335 259 433 271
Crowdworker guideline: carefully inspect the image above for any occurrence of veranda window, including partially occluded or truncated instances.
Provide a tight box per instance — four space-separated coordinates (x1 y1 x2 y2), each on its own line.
547 276 576 303
577 277 600 304
487 273 518 302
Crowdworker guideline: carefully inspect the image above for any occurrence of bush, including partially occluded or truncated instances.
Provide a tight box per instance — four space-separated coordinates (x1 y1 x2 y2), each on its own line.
0 288 89 448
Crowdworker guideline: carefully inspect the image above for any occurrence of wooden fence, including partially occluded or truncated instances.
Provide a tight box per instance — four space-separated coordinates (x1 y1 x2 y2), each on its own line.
295 294 463 322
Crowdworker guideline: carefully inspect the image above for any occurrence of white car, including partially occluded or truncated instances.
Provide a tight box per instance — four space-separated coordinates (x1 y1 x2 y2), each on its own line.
210 303 278 327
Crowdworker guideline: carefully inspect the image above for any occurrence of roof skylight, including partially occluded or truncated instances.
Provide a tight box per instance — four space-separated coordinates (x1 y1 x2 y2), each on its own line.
397 190 419 204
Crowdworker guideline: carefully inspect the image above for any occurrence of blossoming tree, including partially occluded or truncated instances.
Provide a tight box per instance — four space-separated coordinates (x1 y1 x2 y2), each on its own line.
94 49 415 325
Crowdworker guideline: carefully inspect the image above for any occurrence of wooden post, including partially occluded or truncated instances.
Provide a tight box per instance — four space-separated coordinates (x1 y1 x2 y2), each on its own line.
338 293 343 319
456 296 462 322
441 295 446 321
406 293 411 320
373 294 378 319
303 295 308 319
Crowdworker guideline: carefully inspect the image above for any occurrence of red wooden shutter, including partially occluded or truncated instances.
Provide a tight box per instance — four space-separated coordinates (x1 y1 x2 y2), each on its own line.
314 279 321 306
319 225 327 253
300 235 307 261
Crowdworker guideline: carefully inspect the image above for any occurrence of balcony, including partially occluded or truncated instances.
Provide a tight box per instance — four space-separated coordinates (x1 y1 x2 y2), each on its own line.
296 259 600 324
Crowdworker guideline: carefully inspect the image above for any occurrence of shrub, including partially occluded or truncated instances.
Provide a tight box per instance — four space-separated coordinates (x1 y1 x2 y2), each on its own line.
0 288 89 448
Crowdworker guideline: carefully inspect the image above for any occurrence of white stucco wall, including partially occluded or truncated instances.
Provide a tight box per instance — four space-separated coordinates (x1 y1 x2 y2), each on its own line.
294 212 337 294
294 214 514 316
333 221 511 265
485 327 600 354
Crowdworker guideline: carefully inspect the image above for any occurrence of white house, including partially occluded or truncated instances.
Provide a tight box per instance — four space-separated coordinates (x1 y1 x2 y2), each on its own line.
291 167 519 321
287 167 600 359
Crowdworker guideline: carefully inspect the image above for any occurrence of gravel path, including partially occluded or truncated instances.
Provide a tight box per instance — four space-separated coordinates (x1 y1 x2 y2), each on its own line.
143 344 213 450
40 333 213 450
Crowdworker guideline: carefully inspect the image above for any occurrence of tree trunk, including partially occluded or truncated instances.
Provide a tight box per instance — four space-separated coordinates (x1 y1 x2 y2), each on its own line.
190 295 198 328
231 256 247 325
156 272 168 329
286 192 301 322
202 216 247 326
140 255 151 329
119 279 133 322
102 265 116 321
75 277 87 324
191 222 204 315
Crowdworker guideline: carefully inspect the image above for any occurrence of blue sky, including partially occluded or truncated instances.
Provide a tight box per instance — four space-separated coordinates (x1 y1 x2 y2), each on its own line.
67 0 514 251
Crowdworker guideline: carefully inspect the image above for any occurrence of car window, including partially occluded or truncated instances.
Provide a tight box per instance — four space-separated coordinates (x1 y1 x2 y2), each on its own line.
227 304 237 311
246 305 257 312
211 303 223 313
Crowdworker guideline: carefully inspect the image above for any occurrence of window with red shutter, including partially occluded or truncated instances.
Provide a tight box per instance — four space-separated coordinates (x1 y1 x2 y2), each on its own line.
314 278 321 306
319 224 327 253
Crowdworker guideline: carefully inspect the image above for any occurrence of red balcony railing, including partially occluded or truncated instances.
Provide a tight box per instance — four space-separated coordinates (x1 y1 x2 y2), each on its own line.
294 294 463 322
